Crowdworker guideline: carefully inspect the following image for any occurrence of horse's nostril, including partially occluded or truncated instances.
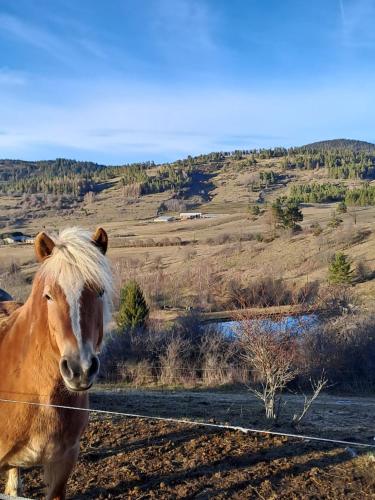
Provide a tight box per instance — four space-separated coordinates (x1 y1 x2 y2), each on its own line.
60 357 74 380
88 355 99 378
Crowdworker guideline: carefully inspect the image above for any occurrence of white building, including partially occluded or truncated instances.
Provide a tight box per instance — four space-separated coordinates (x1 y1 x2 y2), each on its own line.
3 237 15 244
179 212 202 220
1 233 34 244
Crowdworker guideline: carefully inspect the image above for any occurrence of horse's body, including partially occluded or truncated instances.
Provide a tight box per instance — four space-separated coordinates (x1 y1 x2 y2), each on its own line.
0 227 112 499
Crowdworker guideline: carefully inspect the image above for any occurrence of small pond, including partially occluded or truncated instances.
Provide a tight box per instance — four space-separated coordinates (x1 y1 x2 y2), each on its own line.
210 314 318 337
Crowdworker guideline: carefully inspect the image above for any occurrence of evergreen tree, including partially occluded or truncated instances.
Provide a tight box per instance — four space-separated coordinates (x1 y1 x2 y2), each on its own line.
283 199 303 228
271 197 303 229
328 252 353 284
117 281 149 331
271 198 284 227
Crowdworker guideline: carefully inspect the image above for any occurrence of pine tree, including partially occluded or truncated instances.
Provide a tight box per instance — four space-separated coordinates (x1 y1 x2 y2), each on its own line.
117 281 149 331
328 252 353 284
283 199 303 228
271 199 284 227
271 197 303 229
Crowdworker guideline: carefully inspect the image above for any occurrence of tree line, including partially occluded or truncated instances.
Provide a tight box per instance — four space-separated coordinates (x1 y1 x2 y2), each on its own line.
289 182 375 206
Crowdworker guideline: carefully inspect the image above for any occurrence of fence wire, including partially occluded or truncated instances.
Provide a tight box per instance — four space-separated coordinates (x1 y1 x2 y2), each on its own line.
1 396 375 450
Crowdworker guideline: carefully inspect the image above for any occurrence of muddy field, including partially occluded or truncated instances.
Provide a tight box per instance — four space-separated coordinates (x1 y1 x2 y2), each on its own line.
1 390 375 499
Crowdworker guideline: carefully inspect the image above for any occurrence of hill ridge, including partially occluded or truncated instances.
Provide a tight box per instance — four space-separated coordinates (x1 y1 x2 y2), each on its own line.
300 138 375 152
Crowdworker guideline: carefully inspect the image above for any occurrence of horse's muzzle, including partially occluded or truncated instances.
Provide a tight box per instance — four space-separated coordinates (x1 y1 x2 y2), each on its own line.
59 354 100 391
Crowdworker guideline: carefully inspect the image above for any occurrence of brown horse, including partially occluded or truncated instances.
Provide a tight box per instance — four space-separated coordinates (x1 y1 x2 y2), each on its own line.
0 227 112 499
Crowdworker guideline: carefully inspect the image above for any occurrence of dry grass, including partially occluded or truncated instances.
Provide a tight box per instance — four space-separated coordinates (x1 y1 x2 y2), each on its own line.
2 159 375 311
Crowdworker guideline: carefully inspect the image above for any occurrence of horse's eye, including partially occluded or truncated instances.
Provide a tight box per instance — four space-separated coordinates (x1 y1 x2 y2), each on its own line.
44 293 52 301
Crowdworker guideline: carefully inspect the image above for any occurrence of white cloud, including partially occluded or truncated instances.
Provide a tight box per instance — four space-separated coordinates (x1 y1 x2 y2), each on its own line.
0 12 108 65
0 13 68 59
1 75 375 162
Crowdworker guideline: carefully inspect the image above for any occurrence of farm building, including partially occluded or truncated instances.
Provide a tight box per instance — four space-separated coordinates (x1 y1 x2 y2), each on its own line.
2 237 16 244
180 212 202 220
154 215 175 222
0 232 34 244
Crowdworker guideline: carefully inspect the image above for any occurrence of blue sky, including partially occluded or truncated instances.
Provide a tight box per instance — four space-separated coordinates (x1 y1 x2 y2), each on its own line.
0 0 375 164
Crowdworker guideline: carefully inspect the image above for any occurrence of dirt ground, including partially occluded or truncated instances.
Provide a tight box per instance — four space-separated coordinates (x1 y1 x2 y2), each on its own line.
1 389 375 499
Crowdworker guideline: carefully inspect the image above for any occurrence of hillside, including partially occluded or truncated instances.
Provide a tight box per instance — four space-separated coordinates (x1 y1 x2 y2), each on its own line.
2 138 375 314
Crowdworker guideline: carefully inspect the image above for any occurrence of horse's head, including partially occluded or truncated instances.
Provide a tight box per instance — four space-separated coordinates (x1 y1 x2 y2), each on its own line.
34 227 112 392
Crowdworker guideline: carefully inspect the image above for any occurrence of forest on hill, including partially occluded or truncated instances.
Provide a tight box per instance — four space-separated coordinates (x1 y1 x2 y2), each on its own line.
2 139 375 207
299 138 375 152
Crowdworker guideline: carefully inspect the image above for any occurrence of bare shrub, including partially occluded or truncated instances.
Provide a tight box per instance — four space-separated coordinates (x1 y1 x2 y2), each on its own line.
292 373 328 425
302 311 375 389
159 335 189 386
21 193 77 211
118 360 155 386
199 330 233 386
222 277 246 308
292 280 319 306
222 276 319 310
356 259 373 282
334 227 371 249
238 319 299 420
83 191 96 206
0 260 30 302
100 331 131 380
317 284 358 315
245 277 292 307
160 198 187 212
122 183 141 199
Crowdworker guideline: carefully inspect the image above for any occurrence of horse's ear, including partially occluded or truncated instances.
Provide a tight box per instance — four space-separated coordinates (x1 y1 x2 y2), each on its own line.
92 227 108 255
35 232 55 262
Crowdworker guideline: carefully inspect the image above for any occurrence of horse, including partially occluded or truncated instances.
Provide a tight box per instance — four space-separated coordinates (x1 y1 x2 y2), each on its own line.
0 227 112 499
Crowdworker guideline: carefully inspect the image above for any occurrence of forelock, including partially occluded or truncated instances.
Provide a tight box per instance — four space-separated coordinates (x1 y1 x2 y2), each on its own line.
39 227 113 327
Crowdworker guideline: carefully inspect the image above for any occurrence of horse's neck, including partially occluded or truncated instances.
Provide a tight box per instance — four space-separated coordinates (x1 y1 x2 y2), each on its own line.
0 277 88 407
0 282 61 395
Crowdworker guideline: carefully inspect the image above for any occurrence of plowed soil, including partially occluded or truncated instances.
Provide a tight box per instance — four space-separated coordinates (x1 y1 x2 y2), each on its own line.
1 390 375 499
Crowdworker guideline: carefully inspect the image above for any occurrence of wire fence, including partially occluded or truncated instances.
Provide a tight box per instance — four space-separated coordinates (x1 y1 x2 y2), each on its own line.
1 396 375 450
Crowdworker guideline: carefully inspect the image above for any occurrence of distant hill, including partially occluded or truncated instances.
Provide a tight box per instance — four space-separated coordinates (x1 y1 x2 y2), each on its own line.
3 138 375 199
300 139 375 152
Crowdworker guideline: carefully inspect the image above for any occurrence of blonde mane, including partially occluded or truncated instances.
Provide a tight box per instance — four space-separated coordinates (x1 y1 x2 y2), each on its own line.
39 227 113 327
